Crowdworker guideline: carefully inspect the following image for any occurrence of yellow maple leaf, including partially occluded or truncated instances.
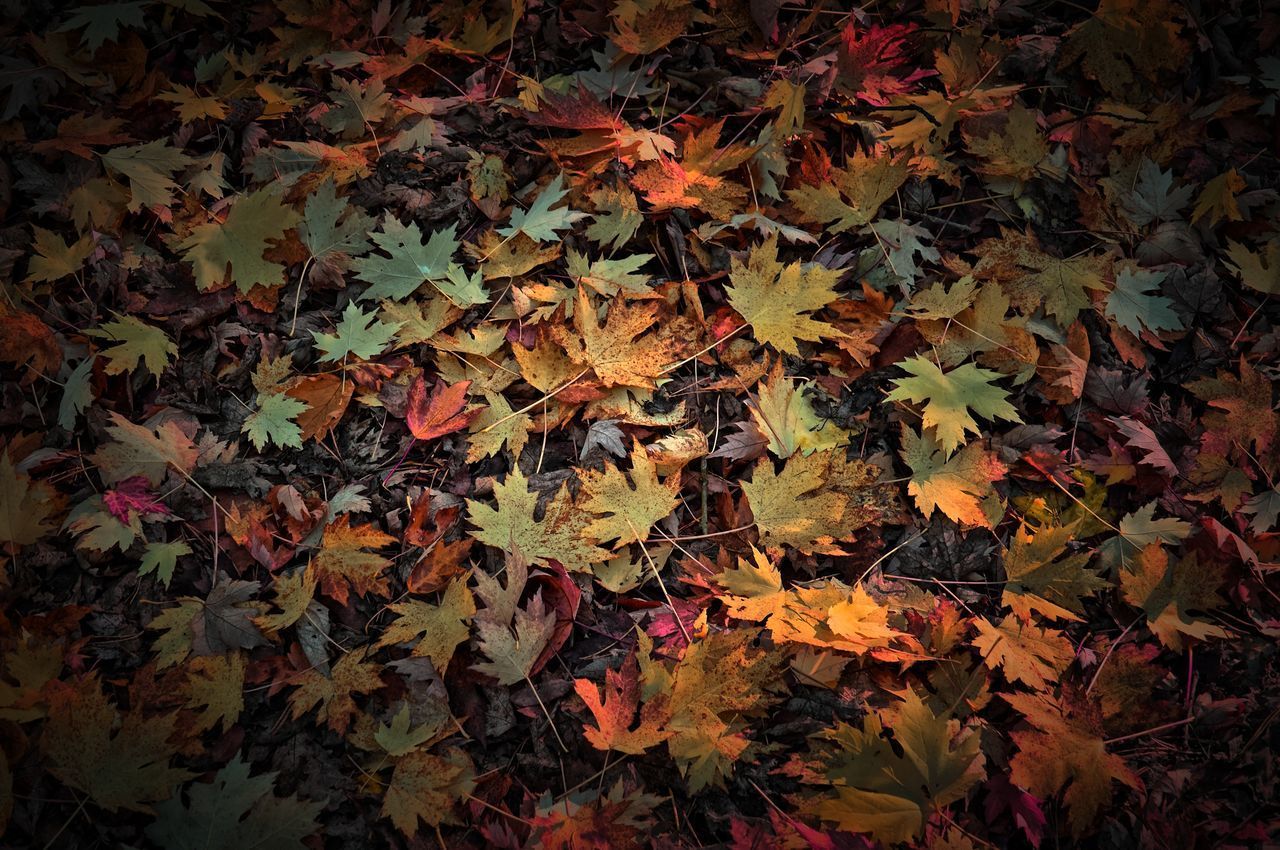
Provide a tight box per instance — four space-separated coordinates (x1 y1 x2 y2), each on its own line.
309 518 396 606
553 289 679 388
287 647 383 734
747 361 847 458
726 235 842 355
1120 544 1230 650
581 441 680 546
973 616 1075 691
377 578 476 674
743 449 897 554
467 465 608 571
0 452 59 548
381 748 475 835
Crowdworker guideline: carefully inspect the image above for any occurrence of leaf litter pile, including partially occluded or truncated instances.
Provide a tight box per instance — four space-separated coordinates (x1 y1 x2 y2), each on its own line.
2 1 1280 847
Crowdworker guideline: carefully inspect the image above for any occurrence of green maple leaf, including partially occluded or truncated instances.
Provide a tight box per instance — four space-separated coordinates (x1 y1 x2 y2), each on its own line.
87 315 176 377
101 140 194 211
146 753 324 850
353 218 481 304
440 262 489 306
299 178 373 261
58 2 148 52
498 173 588 243
312 302 400 362
1001 521 1109 621
886 356 1022 454
1106 267 1183 335
1118 158 1193 227
242 393 308 450
138 540 191 587
180 188 301 292
814 691 985 845
864 219 940 287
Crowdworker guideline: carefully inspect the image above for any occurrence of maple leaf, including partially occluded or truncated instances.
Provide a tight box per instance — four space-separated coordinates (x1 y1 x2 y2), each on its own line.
835 22 931 105
529 781 664 849
0 452 59 547
743 449 897 555
552 289 677 388
1105 267 1183 335
472 556 558 685
156 84 227 123
811 691 985 845
1005 689 1141 836
87 315 176 377
375 702 450 758
610 0 693 54
1111 501 1192 560
973 616 1074 691
1120 544 1230 650
405 377 481 441
309 518 396 606
378 578 476 674
1115 158 1193 227
26 226 94 283
299 177 374 265
576 652 674 755
253 569 317 638
183 652 246 733
466 391 531 462
43 677 192 813
467 466 608 572
149 581 267 668
287 647 383 734
886 356 1022 455
1001 521 1108 621
661 629 786 790
1223 238 1280 295
565 250 654 299
864 219 940 287
586 182 642 252
716 546 789 625
725 236 842 355
67 493 139 553
90 412 200 487
283 374 353 442
971 231 1111 326
180 188 300 292
1186 358 1276 456
899 425 1006 527
139 540 191 587
354 219 486 306
381 748 475 835
242 392 307 451
101 140 194 210
499 173 588 243
312 302 399 362
58 1 147 51
146 753 324 850
787 152 909 232
1191 168 1246 226
581 441 680 546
